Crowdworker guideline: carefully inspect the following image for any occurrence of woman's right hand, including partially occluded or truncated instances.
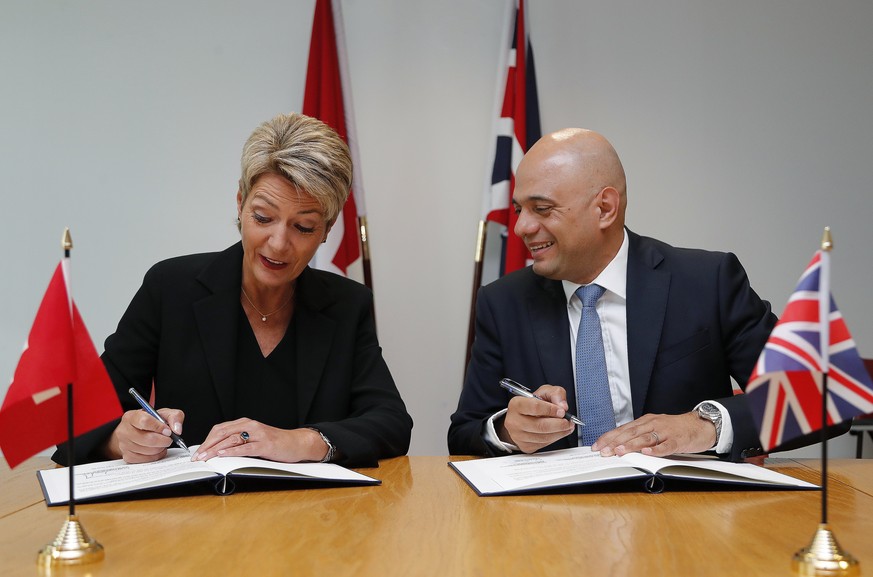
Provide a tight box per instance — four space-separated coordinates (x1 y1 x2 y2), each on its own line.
104 407 186 463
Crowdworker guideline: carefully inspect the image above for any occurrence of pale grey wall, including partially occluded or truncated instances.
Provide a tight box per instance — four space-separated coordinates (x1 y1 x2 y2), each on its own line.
1 1 871 459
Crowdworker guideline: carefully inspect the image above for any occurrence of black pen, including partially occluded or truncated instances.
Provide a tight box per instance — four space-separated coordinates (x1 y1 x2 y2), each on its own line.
128 387 191 454
499 378 585 426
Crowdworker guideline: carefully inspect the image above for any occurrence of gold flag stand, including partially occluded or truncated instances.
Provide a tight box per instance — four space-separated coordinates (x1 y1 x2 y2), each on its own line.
792 524 859 576
37 514 104 566
791 228 858 576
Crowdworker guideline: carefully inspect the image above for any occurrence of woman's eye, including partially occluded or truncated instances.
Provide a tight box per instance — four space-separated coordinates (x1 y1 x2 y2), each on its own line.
296 224 316 234
253 213 270 224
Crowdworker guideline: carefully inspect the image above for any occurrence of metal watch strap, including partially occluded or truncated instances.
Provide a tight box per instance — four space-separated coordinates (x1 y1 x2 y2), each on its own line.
697 402 723 447
310 428 336 463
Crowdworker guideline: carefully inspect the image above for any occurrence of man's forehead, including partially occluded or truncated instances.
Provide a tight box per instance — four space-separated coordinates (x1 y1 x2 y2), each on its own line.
512 193 557 205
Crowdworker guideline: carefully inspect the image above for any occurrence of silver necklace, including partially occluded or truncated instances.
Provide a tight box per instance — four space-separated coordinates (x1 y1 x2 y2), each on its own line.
241 287 293 322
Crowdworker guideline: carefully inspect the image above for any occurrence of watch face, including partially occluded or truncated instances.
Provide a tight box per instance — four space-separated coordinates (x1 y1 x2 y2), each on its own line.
698 403 723 441
700 403 719 418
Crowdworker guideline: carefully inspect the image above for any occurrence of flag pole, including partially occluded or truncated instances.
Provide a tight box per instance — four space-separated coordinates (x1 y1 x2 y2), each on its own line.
465 0 516 377
37 228 105 567
359 215 373 292
791 226 859 576
464 220 488 377
818 228 832 526
359 215 376 326
64 229 76 520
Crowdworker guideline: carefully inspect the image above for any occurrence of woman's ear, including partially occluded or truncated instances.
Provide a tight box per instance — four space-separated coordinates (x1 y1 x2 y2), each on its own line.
236 190 244 230
323 219 336 243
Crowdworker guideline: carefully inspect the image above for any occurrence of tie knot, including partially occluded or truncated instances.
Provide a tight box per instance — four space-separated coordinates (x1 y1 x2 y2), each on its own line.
577 284 605 307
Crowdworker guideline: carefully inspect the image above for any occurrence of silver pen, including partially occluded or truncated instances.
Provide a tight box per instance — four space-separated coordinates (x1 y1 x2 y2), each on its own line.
128 387 191 454
499 378 585 426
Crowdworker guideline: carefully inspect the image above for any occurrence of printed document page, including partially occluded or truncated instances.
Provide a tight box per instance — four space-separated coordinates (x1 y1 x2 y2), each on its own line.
39 449 213 503
454 447 647 493
451 447 817 494
39 446 379 504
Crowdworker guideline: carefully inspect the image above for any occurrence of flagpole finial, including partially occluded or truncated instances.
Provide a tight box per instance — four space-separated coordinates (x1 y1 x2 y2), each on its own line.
62 228 73 251
821 227 833 252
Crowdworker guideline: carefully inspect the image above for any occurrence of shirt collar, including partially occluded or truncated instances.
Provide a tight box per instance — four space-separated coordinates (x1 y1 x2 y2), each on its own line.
562 228 629 303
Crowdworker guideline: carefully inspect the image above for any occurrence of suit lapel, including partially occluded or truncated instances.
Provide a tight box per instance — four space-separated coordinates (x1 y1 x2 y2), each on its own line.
528 275 575 410
193 243 243 421
625 231 670 417
293 268 336 423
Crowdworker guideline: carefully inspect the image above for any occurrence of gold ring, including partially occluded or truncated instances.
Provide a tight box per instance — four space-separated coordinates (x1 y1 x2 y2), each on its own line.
240 431 250 444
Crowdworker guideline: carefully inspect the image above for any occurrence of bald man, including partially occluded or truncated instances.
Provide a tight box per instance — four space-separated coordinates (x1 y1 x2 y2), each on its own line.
448 128 776 462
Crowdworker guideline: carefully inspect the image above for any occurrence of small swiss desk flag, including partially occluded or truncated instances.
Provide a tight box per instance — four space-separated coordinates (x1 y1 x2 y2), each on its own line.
0 261 121 468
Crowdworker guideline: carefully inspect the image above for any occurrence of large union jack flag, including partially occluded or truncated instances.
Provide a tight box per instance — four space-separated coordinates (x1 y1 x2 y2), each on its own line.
745 250 873 451
483 0 541 276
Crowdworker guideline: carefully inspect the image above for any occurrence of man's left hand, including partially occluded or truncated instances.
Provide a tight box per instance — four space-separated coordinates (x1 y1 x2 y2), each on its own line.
591 412 717 457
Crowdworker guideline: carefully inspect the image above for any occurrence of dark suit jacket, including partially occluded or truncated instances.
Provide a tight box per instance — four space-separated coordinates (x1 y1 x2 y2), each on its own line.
54 242 412 467
448 230 777 462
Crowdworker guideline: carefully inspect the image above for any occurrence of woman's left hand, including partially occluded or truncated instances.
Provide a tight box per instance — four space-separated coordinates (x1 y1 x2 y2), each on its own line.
191 418 329 463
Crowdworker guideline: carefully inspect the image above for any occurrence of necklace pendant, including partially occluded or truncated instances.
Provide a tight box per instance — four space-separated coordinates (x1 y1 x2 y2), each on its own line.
241 286 292 324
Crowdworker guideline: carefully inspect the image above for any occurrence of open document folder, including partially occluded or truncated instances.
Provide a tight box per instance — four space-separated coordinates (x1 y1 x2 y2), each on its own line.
38 447 379 505
449 447 818 496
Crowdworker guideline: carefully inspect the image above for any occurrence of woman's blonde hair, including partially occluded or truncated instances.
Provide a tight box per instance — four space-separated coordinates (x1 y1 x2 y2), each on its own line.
238 112 352 227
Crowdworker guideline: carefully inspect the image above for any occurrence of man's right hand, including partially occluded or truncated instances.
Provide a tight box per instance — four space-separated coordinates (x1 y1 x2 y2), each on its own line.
497 384 576 453
104 407 186 463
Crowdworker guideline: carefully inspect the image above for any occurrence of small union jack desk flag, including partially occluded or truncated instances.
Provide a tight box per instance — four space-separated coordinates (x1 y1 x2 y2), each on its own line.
745 250 873 451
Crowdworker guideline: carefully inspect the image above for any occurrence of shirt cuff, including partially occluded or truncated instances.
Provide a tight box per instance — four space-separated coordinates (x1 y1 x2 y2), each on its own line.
694 400 734 454
484 409 518 454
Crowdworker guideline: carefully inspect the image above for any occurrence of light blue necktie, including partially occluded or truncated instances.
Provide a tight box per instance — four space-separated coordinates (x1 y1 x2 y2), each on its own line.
575 284 616 446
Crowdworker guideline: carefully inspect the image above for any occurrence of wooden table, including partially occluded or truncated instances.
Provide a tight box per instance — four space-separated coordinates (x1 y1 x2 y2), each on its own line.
1 456 870 577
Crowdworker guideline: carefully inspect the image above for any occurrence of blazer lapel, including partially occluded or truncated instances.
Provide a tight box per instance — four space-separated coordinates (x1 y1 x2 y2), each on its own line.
293 268 336 423
193 243 243 421
528 275 576 410
625 231 670 417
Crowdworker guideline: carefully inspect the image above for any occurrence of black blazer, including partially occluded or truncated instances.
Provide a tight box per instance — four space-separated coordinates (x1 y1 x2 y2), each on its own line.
54 243 412 467
448 230 777 462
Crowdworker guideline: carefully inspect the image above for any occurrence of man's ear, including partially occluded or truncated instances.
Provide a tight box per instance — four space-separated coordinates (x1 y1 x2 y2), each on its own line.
598 186 620 228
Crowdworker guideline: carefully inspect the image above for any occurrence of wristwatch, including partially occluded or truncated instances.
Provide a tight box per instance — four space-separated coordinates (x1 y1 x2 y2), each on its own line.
310 428 336 463
696 402 723 448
